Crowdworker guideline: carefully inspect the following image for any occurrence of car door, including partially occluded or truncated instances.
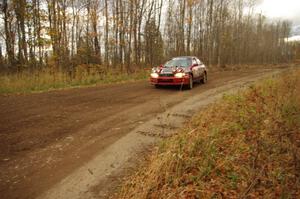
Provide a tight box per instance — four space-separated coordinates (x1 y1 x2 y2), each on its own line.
197 58 205 78
192 58 201 78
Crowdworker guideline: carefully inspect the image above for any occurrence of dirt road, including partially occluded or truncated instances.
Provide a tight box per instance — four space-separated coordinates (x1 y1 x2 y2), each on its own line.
0 67 286 199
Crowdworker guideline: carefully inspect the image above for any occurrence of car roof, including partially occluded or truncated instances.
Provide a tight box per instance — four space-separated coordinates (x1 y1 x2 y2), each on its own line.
172 56 197 60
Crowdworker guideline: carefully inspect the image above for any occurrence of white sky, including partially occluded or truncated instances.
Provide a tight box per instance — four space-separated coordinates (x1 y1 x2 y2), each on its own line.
256 0 300 25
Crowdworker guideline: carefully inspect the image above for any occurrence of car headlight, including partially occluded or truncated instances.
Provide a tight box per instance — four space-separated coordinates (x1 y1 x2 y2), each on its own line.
152 67 162 73
174 73 185 78
151 73 159 78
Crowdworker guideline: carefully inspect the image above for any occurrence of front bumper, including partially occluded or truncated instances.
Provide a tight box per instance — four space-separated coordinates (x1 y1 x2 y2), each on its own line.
150 76 190 85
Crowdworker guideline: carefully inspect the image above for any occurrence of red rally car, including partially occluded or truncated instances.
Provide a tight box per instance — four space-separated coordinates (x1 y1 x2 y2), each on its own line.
150 56 208 89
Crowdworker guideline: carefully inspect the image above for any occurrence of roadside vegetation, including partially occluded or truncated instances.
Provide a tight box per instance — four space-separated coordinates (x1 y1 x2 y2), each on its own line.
0 67 148 94
119 70 300 198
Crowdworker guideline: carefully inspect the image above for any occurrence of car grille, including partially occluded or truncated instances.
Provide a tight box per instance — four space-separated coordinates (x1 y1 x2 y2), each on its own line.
158 79 173 83
159 74 174 77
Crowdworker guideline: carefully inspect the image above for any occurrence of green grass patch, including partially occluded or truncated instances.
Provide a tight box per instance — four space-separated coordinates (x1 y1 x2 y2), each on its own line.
119 70 300 198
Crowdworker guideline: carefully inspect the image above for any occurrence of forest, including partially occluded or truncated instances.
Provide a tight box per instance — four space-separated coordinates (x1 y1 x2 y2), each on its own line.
0 0 297 76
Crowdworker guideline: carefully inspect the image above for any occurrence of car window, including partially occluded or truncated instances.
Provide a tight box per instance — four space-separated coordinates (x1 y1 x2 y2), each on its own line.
164 58 192 67
192 58 197 65
197 59 202 65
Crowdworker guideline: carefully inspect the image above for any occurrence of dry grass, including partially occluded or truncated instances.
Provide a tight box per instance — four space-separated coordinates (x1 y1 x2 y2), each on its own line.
0 64 294 94
0 67 149 94
118 70 300 198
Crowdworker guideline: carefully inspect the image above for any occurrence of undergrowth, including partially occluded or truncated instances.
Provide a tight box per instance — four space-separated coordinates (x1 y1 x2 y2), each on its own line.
119 70 300 199
0 68 148 94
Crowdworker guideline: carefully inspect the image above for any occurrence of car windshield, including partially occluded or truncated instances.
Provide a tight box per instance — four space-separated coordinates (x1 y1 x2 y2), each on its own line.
164 58 192 68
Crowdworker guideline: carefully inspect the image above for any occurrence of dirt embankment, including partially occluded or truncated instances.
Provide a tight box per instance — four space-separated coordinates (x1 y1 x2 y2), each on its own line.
0 67 289 199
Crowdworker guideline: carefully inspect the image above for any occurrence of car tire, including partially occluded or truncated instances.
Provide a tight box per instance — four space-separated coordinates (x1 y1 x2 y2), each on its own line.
155 84 160 89
201 72 207 84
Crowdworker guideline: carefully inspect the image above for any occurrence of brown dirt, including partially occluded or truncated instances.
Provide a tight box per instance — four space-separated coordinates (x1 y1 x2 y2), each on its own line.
0 67 287 199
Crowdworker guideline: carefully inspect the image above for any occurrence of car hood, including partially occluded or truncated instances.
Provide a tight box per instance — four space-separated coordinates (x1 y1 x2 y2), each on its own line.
160 67 174 74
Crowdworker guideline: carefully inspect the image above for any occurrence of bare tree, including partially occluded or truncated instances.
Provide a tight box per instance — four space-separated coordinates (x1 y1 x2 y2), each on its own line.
0 0 295 75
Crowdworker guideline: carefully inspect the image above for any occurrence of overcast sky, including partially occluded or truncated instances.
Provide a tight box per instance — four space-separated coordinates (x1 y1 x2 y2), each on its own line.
256 0 300 26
